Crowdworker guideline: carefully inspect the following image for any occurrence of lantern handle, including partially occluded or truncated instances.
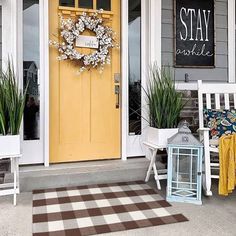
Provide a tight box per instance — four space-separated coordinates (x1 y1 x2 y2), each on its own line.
178 120 191 133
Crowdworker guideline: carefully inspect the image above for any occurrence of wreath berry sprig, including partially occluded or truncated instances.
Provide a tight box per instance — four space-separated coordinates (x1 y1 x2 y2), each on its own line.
49 10 119 74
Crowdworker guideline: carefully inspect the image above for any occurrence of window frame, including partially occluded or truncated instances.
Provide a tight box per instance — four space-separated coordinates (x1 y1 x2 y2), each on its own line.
59 0 112 11
59 0 75 7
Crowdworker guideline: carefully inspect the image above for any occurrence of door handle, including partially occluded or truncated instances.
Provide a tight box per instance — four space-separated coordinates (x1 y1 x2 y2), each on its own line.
115 85 120 109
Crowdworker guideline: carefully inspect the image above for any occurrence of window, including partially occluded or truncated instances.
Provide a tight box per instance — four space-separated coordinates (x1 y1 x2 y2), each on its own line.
0 7 2 68
23 0 40 140
128 0 141 135
59 0 75 7
97 0 111 11
79 0 93 9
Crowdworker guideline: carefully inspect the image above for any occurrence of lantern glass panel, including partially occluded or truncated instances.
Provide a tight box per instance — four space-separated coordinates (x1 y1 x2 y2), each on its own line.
192 149 198 155
179 148 191 155
172 154 178 184
179 154 191 183
172 148 179 154
171 148 198 197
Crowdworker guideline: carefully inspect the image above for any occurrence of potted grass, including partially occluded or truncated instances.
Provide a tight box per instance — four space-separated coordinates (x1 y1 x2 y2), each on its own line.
0 60 27 156
145 64 185 146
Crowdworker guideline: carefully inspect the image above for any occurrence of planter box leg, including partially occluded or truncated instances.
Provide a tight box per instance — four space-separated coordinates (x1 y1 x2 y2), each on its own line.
145 149 157 182
153 162 161 190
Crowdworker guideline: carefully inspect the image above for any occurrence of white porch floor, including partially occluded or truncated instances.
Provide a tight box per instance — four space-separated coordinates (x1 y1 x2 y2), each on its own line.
0 180 236 236
1 158 236 235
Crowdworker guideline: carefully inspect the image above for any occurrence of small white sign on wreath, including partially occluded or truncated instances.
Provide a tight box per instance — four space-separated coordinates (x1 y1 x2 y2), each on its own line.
76 35 99 49
49 10 119 74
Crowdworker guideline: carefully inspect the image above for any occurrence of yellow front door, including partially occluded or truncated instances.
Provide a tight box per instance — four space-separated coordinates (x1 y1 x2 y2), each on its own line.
49 1 121 163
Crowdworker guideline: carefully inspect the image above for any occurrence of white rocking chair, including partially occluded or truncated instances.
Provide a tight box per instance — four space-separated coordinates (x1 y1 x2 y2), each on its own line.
198 80 236 196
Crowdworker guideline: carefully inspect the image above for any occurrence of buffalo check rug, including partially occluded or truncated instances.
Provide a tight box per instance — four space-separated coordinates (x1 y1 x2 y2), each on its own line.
32 181 188 236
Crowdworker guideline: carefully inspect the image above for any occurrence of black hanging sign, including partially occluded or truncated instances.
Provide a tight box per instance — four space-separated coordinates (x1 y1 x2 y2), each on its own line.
174 0 215 67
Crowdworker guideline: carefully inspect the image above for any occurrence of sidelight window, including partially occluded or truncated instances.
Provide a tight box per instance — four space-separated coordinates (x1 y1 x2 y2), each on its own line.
128 0 142 135
23 0 40 140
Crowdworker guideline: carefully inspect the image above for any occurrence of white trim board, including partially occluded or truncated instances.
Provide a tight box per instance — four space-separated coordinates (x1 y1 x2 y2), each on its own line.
15 0 45 165
121 0 128 160
124 0 158 158
42 0 49 167
149 0 162 67
228 0 235 83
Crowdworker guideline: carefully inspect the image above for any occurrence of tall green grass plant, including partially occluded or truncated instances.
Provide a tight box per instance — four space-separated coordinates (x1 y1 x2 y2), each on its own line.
146 64 185 129
0 60 27 135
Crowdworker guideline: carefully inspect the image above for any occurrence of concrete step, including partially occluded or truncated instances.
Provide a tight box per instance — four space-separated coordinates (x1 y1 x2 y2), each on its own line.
5 158 150 192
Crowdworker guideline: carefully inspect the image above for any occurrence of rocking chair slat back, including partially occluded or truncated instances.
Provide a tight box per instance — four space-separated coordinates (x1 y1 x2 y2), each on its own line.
224 94 230 109
198 80 236 196
215 94 220 109
198 80 236 130
206 94 212 109
234 94 236 109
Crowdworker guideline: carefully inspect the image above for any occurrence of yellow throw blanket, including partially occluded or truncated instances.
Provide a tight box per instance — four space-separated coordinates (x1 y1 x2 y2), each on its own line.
219 134 236 196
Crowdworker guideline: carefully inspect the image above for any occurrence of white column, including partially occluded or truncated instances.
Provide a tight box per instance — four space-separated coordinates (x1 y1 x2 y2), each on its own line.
228 0 235 83
149 0 162 68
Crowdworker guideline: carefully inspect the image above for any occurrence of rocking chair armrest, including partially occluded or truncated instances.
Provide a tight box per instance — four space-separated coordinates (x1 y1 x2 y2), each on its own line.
197 128 210 133
198 128 210 144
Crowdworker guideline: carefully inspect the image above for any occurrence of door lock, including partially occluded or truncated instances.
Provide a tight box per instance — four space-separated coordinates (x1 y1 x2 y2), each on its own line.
115 85 120 109
114 73 120 83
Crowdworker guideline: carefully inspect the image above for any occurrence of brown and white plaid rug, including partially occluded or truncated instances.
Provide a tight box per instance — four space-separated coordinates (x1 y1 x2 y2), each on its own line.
32 181 188 236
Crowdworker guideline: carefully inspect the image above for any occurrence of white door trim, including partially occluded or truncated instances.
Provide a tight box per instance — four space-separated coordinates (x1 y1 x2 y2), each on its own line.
15 0 46 165
149 0 162 67
123 0 162 158
121 0 128 160
122 0 145 159
45 0 127 163
42 0 49 167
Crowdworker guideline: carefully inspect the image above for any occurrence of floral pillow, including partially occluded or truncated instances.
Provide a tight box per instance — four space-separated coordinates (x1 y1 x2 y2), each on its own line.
204 109 236 139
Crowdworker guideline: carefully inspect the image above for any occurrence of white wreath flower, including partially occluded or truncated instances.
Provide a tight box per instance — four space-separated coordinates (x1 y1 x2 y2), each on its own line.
49 10 119 74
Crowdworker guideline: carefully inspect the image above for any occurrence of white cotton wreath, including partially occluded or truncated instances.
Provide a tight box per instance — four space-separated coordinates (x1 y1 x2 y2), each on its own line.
49 10 119 74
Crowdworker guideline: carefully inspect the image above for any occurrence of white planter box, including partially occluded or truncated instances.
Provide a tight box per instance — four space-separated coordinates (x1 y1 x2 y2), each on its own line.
147 127 179 147
0 135 20 156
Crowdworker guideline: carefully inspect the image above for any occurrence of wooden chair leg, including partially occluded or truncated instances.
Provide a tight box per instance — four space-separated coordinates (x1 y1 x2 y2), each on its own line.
203 132 212 196
13 158 17 206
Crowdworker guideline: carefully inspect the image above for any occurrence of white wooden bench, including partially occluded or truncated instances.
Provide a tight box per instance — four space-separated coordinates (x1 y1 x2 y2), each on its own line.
198 80 236 196
143 141 167 190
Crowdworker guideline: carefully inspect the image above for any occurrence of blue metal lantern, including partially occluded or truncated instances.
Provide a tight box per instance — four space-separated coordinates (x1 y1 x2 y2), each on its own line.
167 121 203 205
